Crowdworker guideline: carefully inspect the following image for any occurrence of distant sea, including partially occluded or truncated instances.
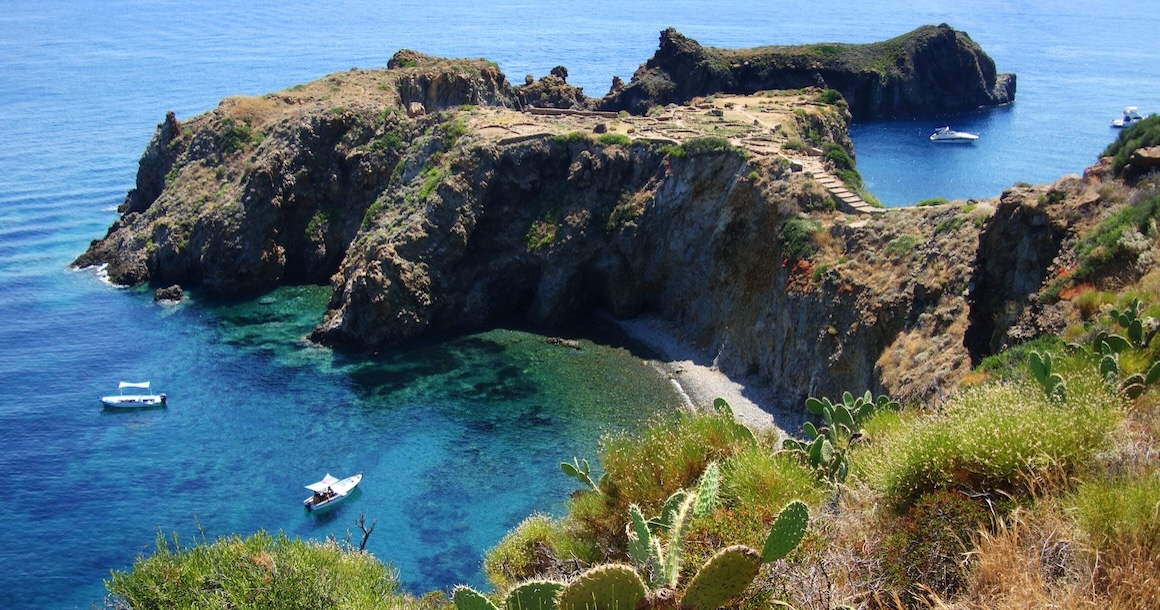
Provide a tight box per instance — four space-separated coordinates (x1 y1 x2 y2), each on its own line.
1 1 1158 607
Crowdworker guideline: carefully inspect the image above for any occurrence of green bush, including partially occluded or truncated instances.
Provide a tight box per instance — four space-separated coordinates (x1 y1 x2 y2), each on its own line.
483 514 597 590
599 413 753 514
106 530 404 610
817 88 846 106
1102 114 1160 175
1072 474 1160 556
782 138 807 152
916 197 950 207
880 490 990 598
1072 188 1160 283
868 375 1118 509
596 133 632 147
779 218 823 260
681 136 735 156
220 118 253 154
823 144 853 171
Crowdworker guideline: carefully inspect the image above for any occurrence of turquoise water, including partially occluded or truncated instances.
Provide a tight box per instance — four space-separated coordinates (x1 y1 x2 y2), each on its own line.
2 1 1159 607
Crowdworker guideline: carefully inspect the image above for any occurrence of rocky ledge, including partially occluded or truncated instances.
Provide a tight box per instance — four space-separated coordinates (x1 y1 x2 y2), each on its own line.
75 34 1110 414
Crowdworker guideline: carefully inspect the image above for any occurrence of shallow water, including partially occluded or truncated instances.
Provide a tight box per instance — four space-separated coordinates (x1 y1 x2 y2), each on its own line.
2 1 1159 607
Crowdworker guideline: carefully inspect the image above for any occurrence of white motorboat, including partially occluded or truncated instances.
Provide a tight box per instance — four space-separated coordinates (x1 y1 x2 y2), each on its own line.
100 381 166 408
303 472 362 511
929 126 979 143
1111 106 1144 128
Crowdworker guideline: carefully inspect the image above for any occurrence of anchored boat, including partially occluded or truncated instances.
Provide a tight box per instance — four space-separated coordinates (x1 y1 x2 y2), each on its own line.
100 381 166 408
303 472 362 511
929 126 979 143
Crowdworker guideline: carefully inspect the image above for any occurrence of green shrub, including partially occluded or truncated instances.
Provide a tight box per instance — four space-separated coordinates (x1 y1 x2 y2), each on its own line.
1072 189 1160 283
657 143 686 159
483 514 597 590
935 215 966 234
779 218 823 260
596 133 632 147
782 138 807 152
868 376 1118 509
817 88 846 106
880 491 990 599
917 197 949 207
884 234 918 257
599 413 753 514
440 117 468 148
418 165 444 201
823 144 853 171
526 217 557 251
106 530 403 610
1102 114 1160 175
220 118 253 154
1072 474 1160 558
552 131 589 145
681 136 735 156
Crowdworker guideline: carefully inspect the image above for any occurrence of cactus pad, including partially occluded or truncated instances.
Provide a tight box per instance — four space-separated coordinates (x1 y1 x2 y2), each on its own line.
454 586 501 610
761 500 809 563
556 564 647 610
680 545 761 610
506 580 565 610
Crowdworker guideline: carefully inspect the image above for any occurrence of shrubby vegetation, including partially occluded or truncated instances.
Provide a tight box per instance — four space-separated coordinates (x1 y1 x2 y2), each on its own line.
1102 114 1160 175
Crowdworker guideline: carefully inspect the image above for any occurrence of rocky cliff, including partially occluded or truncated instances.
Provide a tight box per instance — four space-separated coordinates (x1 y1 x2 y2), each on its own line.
601 25 1016 119
78 47 1128 413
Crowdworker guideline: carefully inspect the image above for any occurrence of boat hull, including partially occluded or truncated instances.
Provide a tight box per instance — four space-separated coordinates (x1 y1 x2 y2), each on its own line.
100 395 166 408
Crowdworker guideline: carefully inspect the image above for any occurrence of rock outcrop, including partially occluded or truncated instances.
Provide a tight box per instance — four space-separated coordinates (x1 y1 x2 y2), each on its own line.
601 25 1016 119
78 41 1119 414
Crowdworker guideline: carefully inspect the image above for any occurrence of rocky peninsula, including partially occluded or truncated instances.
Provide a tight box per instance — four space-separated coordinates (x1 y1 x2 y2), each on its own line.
76 26 1097 416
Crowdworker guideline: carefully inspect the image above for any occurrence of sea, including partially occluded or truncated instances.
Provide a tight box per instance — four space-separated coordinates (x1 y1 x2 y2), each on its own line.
1 1 1157 607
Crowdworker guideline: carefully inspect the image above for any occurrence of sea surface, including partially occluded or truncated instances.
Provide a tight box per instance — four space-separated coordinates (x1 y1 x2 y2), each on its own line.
1 1 1158 607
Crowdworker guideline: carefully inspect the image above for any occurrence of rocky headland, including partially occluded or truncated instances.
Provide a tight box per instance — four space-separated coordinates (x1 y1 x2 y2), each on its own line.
602 24 1016 119
77 26 1140 415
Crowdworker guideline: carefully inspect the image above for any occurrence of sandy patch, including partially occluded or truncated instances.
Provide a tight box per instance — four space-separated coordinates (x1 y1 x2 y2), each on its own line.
612 314 804 439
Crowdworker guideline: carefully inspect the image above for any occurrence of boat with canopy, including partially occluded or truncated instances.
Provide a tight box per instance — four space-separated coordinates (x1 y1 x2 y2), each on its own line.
303 472 363 511
100 381 166 408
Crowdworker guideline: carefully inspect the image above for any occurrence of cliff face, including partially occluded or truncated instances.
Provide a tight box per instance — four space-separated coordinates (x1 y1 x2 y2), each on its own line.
79 50 1112 413
601 25 1016 119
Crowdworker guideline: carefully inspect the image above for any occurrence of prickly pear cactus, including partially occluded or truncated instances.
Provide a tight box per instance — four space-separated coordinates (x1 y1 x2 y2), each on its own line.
454 585 501 610
556 564 647 610
506 580 565 610
760 500 809 563
680 545 761 610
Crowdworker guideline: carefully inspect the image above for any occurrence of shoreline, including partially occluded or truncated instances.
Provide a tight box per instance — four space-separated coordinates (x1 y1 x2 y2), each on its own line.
611 314 804 438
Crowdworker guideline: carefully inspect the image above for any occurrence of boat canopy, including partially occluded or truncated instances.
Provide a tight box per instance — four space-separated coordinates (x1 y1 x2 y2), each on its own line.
119 381 151 390
306 474 339 492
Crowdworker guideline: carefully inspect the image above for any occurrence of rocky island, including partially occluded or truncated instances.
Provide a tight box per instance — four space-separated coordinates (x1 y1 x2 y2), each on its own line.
74 25 1071 414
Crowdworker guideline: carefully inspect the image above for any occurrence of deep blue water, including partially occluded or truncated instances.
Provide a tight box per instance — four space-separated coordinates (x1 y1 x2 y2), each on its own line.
2 1 1159 607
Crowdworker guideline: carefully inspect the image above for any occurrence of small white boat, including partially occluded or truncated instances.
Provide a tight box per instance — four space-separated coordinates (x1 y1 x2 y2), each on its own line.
303 472 362 511
929 126 979 143
100 381 166 408
1111 106 1144 128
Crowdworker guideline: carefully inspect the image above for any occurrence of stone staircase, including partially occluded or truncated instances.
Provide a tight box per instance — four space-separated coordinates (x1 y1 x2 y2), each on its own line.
798 158 884 215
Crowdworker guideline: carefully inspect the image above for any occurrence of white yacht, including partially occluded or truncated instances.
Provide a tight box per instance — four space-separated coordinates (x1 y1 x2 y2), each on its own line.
100 381 166 408
929 126 979 143
1111 107 1144 128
